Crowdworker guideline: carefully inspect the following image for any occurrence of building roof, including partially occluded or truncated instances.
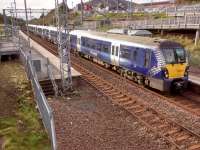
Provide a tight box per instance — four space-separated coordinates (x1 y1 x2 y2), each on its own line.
107 28 127 34
128 30 152 36
142 1 173 6
107 29 152 36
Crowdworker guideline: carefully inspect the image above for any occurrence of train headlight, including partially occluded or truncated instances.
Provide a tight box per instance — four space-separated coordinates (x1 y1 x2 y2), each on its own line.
184 66 190 77
162 68 169 79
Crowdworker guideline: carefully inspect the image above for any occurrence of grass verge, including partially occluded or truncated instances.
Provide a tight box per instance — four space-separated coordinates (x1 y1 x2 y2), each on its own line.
89 12 168 21
0 61 50 150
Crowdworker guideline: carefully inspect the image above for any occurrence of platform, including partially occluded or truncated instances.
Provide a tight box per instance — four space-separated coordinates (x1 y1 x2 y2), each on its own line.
189 75 200 85
23 45 61 80
0 40 19 61
19 31 81 78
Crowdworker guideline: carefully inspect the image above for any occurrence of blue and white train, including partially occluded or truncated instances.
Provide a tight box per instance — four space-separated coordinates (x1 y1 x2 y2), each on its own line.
28 24 189 92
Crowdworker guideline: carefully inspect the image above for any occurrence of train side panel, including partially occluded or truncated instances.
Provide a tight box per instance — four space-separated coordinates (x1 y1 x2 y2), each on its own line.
119 45 150 76
81 36 112 64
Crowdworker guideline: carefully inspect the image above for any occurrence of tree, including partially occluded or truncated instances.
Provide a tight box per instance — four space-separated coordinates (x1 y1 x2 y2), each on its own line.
40 13 45 19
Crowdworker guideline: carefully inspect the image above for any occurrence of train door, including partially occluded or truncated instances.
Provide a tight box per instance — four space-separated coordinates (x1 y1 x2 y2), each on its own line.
77 37 81 52
111 43 120 66
144 49 152 75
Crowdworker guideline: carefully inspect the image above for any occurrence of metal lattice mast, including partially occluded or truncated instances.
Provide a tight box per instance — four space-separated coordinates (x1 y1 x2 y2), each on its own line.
10 2 15 36
13 0 18 33
24 0 31 55
3 9 8 37
55 0 72 91
11 0 19 45
81 0 84 25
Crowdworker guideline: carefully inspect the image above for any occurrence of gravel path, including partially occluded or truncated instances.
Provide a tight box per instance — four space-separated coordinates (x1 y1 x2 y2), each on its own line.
49 78 173 150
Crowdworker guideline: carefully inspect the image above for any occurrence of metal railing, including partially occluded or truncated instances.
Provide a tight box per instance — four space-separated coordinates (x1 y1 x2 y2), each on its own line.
126 16 200 30
20 48 57 150
47 58 59 97
166 5 200 16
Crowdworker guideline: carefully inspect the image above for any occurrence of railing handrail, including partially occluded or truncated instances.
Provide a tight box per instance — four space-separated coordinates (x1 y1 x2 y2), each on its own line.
46 58 59 97
125 15 200 30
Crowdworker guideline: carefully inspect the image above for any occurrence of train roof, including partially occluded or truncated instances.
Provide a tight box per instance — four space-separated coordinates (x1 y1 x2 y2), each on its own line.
28 24 182 49
71 30 166 48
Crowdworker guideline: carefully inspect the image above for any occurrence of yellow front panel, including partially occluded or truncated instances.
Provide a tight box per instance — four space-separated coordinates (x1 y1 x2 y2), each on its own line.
166 63 187 79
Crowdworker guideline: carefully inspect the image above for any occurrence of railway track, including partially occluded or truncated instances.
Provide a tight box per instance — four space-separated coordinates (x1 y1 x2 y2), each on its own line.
26 32 200 149
71 52 200 116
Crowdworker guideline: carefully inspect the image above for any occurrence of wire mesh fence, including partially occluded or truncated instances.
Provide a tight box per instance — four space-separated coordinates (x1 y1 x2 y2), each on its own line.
20 45 57 150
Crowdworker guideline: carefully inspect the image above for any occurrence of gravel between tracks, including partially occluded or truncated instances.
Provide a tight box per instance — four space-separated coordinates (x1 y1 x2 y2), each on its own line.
73 57 200 135
49 78 173 150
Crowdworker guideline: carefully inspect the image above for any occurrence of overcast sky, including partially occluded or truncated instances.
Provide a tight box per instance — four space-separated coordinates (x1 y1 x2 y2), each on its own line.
0 0 169 14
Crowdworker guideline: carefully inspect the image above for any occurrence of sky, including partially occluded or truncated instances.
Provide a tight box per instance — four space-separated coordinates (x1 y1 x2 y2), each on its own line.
0 0 169 14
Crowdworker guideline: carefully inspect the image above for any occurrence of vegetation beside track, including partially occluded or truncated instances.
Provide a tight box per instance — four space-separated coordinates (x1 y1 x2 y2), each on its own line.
30 10 168 26
0 61 50 150
88 12 168 21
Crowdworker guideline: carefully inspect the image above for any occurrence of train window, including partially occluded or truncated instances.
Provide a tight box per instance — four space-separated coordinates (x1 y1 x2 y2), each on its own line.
90 39 96 49
162 49 176 64
133 50 138 61
116 47 119 56
175 48 186 63
97 44 101 51
104 46 109 53
144 50 151 68
102 45 110 53
112 46 115 55
81 38 85 46
87 39 90 48
91 43 96 49
120 47 131 59
86 40 90 47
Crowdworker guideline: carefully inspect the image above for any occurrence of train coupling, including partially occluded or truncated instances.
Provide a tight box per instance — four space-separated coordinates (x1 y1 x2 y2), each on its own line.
173 80 187 90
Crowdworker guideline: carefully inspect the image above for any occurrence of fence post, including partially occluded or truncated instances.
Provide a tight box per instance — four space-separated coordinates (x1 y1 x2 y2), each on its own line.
47 57 49 76
185 16 187 28
26 55 31 80
195 29 200 46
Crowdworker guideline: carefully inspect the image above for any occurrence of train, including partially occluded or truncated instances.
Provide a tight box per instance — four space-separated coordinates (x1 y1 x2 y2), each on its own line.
28 24 189 92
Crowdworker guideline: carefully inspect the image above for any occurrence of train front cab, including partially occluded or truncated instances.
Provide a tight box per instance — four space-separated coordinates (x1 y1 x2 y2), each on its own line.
161 47 189 92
